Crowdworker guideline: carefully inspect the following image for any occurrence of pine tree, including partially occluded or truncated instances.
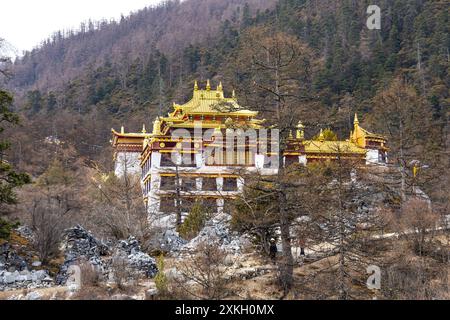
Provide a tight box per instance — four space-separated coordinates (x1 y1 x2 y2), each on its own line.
0 90 31 214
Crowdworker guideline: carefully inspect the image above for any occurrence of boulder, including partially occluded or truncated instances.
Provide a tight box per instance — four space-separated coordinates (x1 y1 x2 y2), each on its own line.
4 272 15 284
25 291 42 300
32 261 42 267
0 264 52 291
0 243 28 271
145 288 158 300
160 230 187 252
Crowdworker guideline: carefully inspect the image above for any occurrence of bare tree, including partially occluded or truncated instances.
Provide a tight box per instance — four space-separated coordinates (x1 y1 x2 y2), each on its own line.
174 241 233 300
29 198 67 263
234 26 317 294
89 157 151 244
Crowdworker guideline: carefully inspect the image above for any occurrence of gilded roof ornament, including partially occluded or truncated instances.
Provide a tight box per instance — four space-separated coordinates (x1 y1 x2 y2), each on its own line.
318 129 325 142
153 117 161 135
206 79 211 91
296 121 305 139
194 80 199 91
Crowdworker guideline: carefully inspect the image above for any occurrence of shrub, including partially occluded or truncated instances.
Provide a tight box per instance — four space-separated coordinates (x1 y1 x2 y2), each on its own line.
177 202 208 240
80 261 101 287
154 255 168 296
0 218 19 240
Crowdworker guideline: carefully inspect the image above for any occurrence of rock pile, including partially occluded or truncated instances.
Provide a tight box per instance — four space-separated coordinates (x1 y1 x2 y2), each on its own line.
159 230 187 252
0 269 53 291
56 226 158 284
56 225 110 284
0 243 28 272
180 214 250 254
115 237 158 278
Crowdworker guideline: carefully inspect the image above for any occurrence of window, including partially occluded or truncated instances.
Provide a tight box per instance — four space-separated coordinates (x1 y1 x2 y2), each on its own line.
206 149 225 166
160 154 176 167
181 198 195 213
379 152 386 163
179 153 196 167
285 156 297 167
181 177 197 192
223 178 238 191
160 198 176 213
246 150 255 166
160 176 176 191
202 177 217 191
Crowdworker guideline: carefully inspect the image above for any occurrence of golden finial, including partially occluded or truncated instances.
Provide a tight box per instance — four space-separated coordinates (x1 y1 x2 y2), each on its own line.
206 79 211 91
217 81 223 91
153 117 161 135
353 113 360 142
318 128 324 142
296 121 304 139
121 126 124 134
232 89 236 99
142 124 146 134
194 80 198 91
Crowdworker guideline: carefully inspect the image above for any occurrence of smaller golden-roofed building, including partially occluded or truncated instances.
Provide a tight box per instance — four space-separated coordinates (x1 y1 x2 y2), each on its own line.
284 115 388 165
111 125 151 176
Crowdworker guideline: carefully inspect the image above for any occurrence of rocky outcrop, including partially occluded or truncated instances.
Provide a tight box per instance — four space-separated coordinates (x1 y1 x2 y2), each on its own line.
115 237 158 278
159 230 187 252
0 243 28 272
56 225 109 284
56 226 158 284
180 214 250 254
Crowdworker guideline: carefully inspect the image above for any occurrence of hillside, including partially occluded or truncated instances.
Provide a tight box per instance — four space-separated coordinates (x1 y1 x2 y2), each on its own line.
9 0 276 92
0 0 448 302
3 0 446 173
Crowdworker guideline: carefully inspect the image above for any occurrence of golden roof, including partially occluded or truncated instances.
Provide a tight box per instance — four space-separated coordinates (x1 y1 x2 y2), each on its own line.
111 128 151 148
171 80 258 116
303 140 366 154
111 128 150 138
351 113 386 148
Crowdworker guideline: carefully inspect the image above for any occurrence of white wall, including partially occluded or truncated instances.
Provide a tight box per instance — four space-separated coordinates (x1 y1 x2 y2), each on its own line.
114 152 141 177
366 149 386 165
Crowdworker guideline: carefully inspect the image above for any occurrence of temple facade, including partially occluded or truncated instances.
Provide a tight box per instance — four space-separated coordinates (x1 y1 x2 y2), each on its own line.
111 81 388 226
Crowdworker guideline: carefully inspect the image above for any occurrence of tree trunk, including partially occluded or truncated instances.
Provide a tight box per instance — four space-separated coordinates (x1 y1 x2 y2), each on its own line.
278 186 294 295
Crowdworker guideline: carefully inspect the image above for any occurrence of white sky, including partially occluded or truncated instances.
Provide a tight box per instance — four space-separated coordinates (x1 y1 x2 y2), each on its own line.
0 0 163 55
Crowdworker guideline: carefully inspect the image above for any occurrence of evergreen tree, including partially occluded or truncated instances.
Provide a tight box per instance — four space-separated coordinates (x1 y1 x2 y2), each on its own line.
0 89 31 214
